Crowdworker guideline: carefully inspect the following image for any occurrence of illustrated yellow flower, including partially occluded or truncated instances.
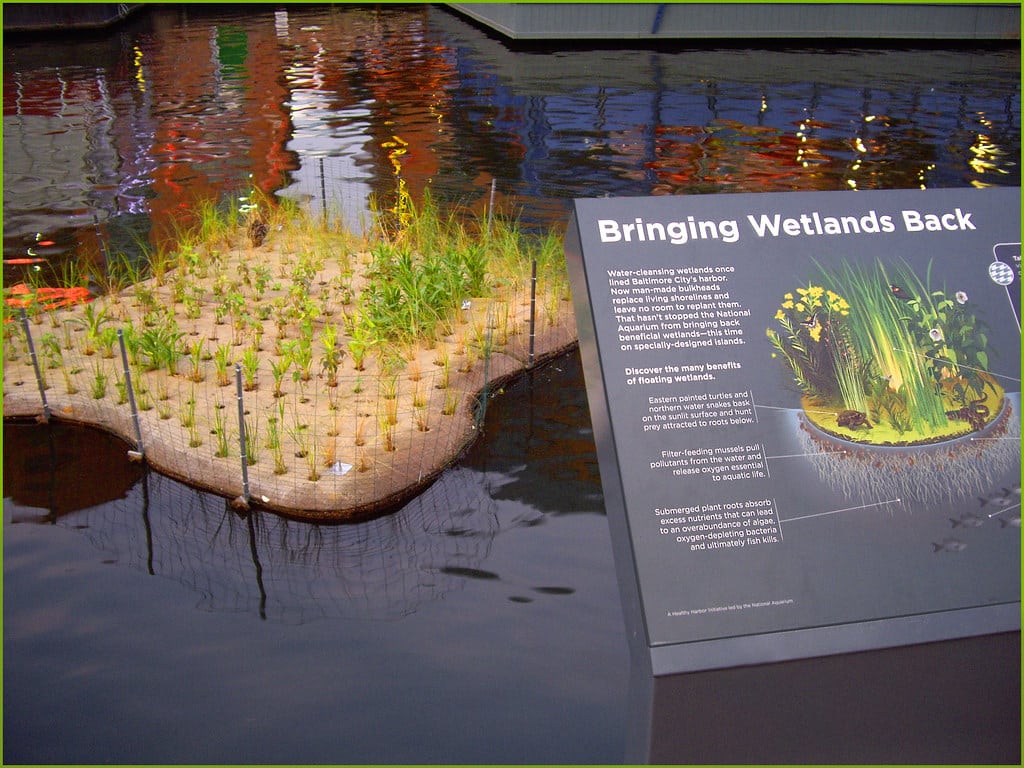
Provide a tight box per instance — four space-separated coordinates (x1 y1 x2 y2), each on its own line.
775 309 786 320
809 325 823 342
782 300 794 309
783 292 793 300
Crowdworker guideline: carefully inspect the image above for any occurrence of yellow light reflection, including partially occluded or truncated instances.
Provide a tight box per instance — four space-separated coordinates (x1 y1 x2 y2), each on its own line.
969 133 1009 175
133 46 146 92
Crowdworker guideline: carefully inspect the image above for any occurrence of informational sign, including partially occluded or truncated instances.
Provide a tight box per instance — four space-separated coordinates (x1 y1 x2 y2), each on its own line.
565 187 1020 674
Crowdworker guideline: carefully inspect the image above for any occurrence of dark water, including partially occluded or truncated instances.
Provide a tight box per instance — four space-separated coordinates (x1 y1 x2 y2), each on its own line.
3 4 1020 764
4 353 628 764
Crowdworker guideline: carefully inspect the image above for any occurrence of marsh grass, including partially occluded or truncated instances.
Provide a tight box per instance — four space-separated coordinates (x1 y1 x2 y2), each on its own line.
4 183 575 516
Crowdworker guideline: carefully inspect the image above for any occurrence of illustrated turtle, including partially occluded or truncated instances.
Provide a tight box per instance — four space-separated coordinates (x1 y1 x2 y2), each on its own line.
836 409 871 430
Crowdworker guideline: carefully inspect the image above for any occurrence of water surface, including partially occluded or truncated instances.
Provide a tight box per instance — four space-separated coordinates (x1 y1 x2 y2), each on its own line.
3 4 1020 763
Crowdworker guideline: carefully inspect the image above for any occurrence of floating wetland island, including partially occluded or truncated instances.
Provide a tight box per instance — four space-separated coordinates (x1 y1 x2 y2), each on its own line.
3 191 577 520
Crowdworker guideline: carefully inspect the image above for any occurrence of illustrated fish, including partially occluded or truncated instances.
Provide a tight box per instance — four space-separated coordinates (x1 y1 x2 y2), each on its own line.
978 491 1016 508
931 537 967 553
950 512 984 528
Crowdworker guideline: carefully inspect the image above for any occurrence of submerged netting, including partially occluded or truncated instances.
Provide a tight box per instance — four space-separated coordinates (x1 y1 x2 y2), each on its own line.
11 463 503 624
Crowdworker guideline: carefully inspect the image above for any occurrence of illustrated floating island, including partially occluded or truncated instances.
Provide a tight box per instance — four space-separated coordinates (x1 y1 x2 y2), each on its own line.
767 259 1011 449
2 190 577 521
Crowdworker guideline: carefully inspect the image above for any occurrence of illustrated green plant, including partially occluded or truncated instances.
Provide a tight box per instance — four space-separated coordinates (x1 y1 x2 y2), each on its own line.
56 318 74 350
767 281 858 408
57 257 90 293
883 262 992 407
88 251 141 296
381 374 399 405
830 261 950 431
769 259 998 439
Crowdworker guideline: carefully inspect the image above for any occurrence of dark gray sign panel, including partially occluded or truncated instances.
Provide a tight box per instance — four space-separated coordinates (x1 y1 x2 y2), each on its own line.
565 187 1021 675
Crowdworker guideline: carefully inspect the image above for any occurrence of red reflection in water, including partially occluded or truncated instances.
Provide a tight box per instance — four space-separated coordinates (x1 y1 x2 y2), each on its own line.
4 283 93 314
3 420 145 520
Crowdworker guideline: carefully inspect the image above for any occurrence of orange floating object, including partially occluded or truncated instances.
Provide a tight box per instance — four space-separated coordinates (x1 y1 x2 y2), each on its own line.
4 283 93 315
4 257 46 265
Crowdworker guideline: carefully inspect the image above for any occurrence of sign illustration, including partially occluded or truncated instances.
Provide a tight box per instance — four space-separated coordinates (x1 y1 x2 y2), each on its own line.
566 187 1020 673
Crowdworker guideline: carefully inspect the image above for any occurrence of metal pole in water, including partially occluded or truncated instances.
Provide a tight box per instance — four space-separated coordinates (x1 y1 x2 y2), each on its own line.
93 213 110 286
319 156 327 225
117 328 144 460
486 178 496 237
19 308 50 422
476 316 494 430
234 363 250 509
529 259 537 366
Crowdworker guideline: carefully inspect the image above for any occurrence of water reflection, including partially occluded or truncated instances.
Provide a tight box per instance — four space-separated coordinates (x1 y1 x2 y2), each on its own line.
4 420 145 518
3 5 1018 286
6 426 507 623
4 352 597 625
